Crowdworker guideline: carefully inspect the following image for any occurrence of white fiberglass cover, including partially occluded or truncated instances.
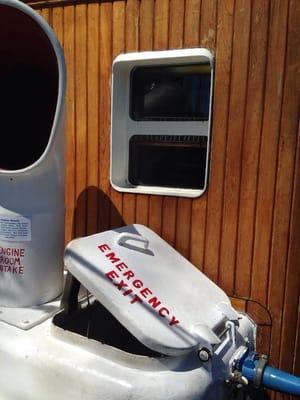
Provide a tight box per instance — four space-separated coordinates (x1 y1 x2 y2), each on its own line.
64 225 238 356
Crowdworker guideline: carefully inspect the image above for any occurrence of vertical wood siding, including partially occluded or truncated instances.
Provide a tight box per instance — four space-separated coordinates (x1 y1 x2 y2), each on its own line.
33 1 300 398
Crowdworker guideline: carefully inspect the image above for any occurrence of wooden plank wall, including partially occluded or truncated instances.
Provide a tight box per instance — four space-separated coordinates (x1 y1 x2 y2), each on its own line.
27 1 299 399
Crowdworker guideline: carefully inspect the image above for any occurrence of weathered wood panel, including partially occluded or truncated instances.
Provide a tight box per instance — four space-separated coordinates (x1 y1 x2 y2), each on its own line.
235 0 269 299
28 1 300 399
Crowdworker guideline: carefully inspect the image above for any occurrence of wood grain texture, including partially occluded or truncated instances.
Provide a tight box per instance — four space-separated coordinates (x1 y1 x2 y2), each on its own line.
169 0 184 50
86 2 100 235
74 4 88 238
110 1 125 229
268 0 299 376
251 0 289 306
98 2 112 232
63 5 76 244
235 0 269 298
278 119 300 400
204 0 235 283
219 0 251 295
122 0 139 225
30 1 300 397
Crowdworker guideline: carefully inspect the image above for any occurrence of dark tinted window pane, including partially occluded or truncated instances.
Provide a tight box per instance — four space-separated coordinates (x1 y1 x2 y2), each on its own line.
130 64 211 121
129 135 207 189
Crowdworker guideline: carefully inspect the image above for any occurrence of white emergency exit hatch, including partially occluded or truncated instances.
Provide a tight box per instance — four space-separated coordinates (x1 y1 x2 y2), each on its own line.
64 224 238 356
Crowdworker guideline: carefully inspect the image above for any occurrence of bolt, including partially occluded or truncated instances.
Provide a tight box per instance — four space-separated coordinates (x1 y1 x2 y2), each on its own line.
198 347 211 362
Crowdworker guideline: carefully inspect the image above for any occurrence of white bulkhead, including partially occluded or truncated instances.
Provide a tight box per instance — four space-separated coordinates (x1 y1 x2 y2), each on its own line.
0 0 66 307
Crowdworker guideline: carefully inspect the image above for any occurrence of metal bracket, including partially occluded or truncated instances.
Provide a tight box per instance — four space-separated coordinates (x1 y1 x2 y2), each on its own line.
60 272 81 314
253 355 268 388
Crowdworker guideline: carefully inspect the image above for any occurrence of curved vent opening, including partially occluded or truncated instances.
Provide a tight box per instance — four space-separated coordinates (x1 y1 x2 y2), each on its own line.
0 5 58 170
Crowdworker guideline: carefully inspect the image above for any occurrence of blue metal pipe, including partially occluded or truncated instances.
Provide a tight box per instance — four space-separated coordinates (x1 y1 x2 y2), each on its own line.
262 366 300 396
239 352 300 396
241 359 256 382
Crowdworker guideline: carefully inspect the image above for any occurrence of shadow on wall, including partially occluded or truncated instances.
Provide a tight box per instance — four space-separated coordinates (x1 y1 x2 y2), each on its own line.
72 186 124 239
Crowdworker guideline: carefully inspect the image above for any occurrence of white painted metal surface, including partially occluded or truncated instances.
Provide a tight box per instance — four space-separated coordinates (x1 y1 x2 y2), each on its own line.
110 48 214 198
0 296 256 400
0 293 61 330
0 0 66 307
0 222 257 399
64 225 239 356
0 272 86 329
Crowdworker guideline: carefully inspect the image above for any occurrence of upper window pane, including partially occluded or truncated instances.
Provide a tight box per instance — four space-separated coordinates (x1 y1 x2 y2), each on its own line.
130 63 211 121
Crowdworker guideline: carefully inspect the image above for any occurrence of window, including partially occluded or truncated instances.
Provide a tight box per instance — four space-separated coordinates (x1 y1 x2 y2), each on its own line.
128 135 207 189
130 64 211 121
110 48 214 198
